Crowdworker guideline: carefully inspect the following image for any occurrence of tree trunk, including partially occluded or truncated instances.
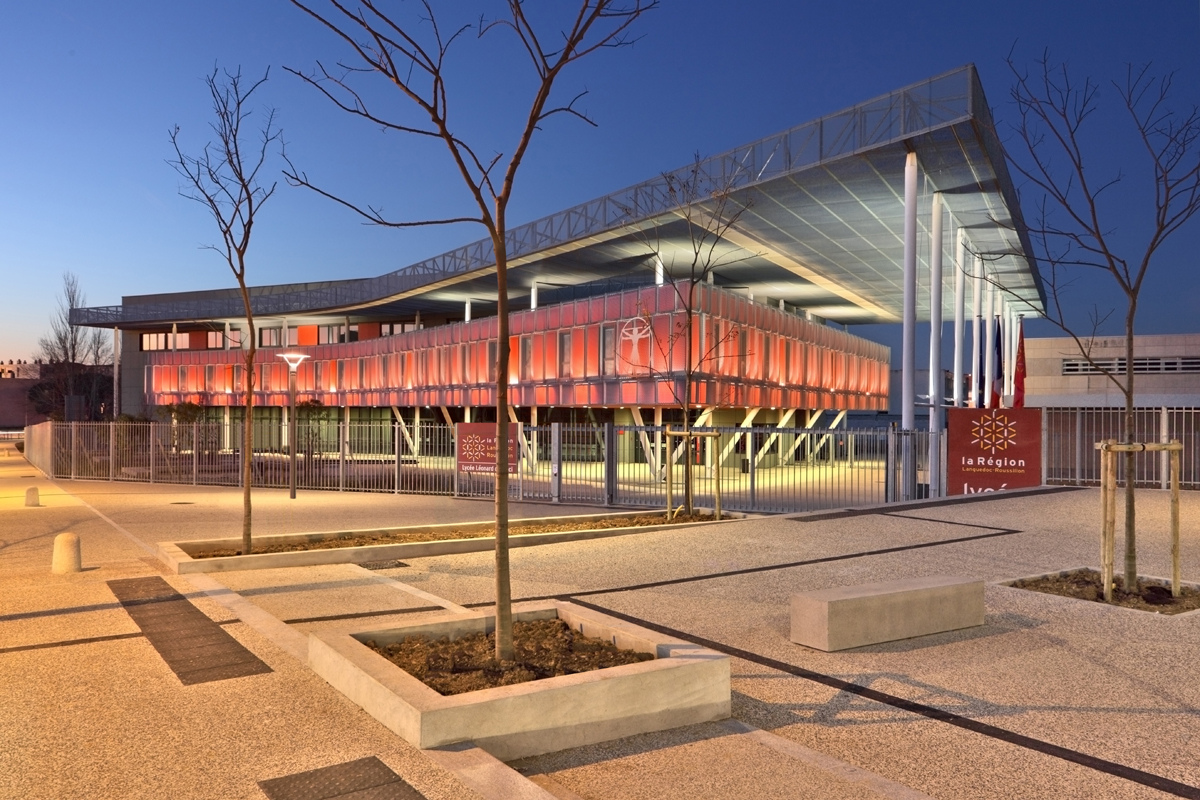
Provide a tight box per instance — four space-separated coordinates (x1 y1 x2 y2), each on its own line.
1122 304 1137 594
682 305 694 515
492 230 514 662
242 343 255 556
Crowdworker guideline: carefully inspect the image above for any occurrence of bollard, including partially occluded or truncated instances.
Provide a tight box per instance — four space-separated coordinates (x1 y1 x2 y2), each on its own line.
52 532 82 574
25 487 39 507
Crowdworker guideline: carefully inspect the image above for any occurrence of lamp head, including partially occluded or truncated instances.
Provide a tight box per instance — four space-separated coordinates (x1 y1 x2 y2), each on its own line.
277 352 310 371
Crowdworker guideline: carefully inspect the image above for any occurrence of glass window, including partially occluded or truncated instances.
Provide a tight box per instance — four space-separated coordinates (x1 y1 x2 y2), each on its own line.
259 327 282 348
487 340 497 383
710 322 721 372
519 336 532 381
206 331 223 349
140 332 168 351
559 331 571 379
738 329 747 377
762 334 772 381
601 326 616 376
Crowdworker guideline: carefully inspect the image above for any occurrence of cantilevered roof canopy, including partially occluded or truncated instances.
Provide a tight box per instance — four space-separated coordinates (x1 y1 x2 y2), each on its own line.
75 65 1043 330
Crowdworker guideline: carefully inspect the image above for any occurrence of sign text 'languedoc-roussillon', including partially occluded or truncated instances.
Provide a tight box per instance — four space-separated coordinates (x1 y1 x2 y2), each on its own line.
946 408 1041 496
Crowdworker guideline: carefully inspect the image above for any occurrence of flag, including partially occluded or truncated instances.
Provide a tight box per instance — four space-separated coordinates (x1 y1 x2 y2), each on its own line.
990 316 1003 409
1013 317 1026 408
975 324 987 408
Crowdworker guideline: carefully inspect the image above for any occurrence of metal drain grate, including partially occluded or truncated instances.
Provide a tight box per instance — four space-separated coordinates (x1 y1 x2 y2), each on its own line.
258 756 426 800
107 576 271 685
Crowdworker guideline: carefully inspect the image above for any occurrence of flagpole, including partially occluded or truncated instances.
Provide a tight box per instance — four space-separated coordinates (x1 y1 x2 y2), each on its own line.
983 280 995 409
1014 316 1026 408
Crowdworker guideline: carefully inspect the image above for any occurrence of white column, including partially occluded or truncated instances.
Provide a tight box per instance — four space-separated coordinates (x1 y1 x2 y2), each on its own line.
901 151 918 431
171 322 178 352
928 193 944 432
654 257 665 285
224 322 231 350
465 300 472 322
1001 297 1010 398
953 236 965 407
530 282 539 310
983 280 996 408
112 327 121 418
971 257 982 407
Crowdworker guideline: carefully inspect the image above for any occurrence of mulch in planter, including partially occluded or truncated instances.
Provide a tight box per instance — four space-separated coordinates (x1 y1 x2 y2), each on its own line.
194 512 716 558
1009 568 1200 615
364 618 654 695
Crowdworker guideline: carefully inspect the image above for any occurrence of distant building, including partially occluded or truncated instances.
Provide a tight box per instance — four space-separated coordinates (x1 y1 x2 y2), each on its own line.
1024 334 1200 408
0 362 45 428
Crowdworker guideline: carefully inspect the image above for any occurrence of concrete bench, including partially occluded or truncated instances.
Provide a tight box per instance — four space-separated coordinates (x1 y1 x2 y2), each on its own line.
790 575 984 652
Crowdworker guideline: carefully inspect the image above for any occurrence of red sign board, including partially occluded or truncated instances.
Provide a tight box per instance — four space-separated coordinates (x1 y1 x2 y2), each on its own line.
456 422 518 474
947 408 1042 496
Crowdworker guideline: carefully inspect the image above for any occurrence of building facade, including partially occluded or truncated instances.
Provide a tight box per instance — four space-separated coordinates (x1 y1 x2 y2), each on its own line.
75 66 1043 440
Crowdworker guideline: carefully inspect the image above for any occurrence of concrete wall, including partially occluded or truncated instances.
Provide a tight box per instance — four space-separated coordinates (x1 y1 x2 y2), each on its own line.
0 379 46 428
119 330 147 417
1025 334 1200 408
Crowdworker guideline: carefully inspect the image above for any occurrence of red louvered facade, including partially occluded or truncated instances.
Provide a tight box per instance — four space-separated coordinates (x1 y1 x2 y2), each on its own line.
140 284 888 415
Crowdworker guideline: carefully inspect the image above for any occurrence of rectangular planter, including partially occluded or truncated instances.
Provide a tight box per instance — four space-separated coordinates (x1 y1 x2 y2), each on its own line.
997 566 1200 618
158 511 738 574
307 600 731 761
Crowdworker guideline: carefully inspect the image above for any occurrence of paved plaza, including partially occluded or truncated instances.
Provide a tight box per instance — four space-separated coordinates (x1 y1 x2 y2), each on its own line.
3 439 1199 799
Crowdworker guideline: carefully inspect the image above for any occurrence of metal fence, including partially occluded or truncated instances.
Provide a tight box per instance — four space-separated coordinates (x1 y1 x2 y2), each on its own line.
1043 407 1200 489
23 419 939 514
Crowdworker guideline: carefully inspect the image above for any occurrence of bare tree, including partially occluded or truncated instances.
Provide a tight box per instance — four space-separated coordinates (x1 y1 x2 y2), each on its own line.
617 156 751 514
1007 51 1200 592
283 0 655 660
169 67 281 557
34 272 113 420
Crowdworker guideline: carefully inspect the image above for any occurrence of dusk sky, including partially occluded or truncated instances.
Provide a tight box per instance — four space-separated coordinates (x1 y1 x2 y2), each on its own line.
2 1 1199 364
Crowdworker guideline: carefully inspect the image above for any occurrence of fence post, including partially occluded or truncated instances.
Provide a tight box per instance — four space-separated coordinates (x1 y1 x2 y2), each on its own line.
604 422 617 506
192 421 199 485
941 431 948 496
1041 409 1049 485
338 413 346 492
453 421 459 498
109 422 115 481
1074 409 1083 485
550 422 562 503
394 423 400 494
150 422 157 484
70 422 78 480
748 429 757 511
1160 407 1169 490
885 428 896 503
928 431 940 499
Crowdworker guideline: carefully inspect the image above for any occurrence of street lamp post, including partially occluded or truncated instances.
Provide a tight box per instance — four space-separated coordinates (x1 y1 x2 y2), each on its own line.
277 353 309 499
